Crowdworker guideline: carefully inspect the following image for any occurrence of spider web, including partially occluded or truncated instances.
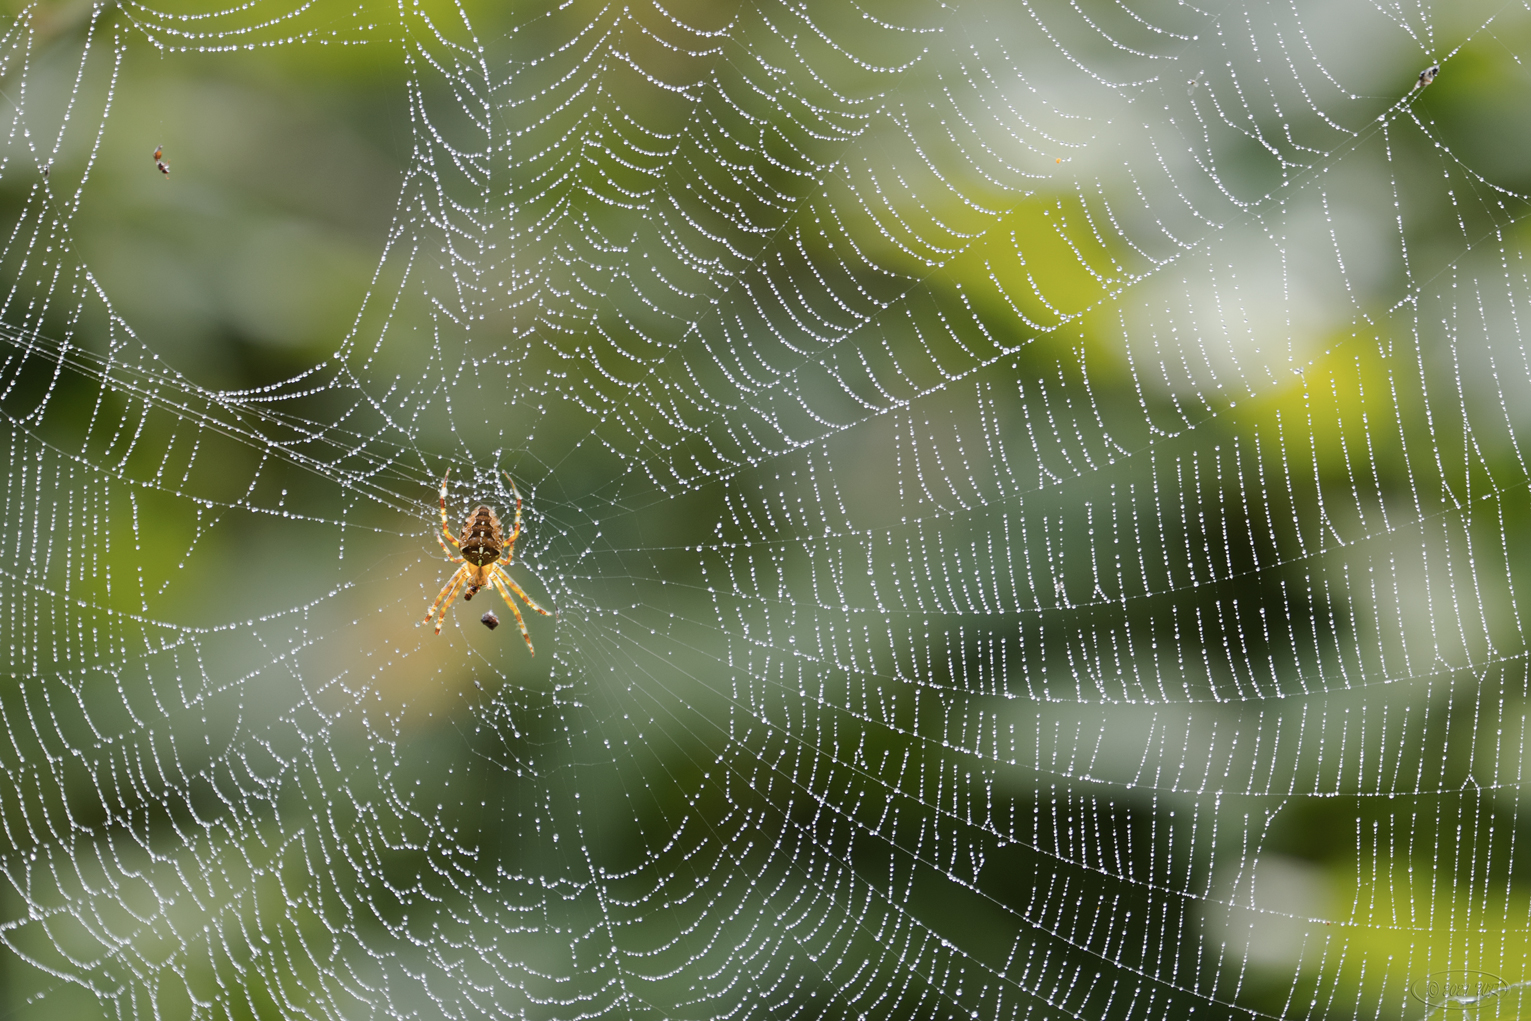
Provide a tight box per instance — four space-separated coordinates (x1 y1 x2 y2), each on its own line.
1 0 1530 1018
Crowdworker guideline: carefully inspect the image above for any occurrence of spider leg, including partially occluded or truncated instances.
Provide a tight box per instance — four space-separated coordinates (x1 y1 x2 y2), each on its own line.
495 563 551 617
438 469 462 554
503 472 523 547
425 563 471 633
488 572 536 654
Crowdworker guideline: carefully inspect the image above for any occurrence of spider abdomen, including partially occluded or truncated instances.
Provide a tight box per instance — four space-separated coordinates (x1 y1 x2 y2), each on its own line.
458 505 503 566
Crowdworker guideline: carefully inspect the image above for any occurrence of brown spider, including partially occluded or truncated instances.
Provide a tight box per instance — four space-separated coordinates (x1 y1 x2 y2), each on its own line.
424 470 551 651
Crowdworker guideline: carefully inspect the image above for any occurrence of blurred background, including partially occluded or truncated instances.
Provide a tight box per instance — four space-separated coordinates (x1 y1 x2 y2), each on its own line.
1 0 1530 1019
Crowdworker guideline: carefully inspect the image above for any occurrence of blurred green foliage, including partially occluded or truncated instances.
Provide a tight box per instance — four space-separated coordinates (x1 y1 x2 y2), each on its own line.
5 1 1531 1020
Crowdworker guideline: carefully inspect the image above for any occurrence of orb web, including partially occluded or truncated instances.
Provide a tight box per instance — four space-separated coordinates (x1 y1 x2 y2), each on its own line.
0 1 1529 1019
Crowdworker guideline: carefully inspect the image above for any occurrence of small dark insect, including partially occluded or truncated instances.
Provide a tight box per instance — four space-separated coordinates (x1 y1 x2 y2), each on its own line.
1417 64 1439 88
153 145 163 161
157 161 170 177
481 612 500 630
